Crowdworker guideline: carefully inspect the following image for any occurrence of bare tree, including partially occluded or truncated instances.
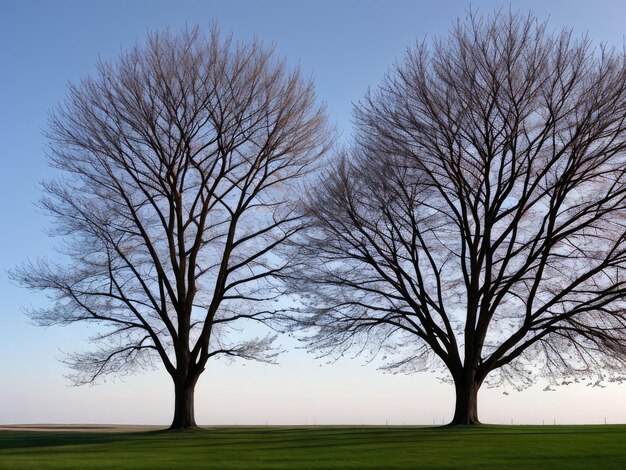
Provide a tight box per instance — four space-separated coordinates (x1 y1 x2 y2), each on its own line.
12 27 329 429
290 11 626 425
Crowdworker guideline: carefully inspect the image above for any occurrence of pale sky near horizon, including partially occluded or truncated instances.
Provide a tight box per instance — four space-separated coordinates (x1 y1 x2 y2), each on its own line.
1 0 626 426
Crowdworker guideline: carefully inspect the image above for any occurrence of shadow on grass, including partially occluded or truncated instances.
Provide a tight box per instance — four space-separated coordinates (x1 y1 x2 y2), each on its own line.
0 427 429 450
0 431 138 450
1 425 623 453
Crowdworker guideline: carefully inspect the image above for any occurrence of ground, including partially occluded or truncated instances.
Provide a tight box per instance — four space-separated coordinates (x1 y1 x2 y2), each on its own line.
0 424 625 469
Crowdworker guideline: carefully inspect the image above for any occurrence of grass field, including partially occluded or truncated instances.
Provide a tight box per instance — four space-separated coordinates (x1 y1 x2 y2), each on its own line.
0 425 625 469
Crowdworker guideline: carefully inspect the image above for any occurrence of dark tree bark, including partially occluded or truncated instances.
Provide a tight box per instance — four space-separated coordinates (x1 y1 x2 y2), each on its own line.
171 374 200 429
290 10 626 425
451 371 482 425
11 26 330 429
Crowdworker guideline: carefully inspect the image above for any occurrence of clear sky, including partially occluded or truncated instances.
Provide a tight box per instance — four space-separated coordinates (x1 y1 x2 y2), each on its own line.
1 0 626 425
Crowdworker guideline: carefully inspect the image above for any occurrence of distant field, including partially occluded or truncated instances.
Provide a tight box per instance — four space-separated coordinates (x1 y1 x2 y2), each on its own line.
0 425 625 469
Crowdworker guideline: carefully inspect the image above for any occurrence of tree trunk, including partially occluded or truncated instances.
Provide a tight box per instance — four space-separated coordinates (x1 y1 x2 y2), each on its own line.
450 374 481 425
170 376 198 430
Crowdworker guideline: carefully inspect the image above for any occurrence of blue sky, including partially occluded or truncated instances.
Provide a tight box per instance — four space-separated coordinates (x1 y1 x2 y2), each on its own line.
1 0 626 425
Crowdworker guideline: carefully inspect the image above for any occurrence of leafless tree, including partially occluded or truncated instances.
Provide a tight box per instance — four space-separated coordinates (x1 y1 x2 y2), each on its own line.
290 11 626 425
12 27 329 429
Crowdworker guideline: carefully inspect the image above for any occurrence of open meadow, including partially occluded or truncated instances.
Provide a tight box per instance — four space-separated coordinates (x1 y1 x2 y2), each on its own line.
0 425 625 469
2 4 626 470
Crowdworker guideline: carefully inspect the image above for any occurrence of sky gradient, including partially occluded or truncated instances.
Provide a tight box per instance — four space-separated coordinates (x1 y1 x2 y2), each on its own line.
1 0 626 425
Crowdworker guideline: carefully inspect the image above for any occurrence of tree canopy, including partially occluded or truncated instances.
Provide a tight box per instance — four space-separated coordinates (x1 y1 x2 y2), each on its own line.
12 27 330 428
290 11 626 424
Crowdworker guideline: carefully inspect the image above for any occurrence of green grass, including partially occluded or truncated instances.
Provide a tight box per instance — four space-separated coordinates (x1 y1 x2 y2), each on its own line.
0 425 625 469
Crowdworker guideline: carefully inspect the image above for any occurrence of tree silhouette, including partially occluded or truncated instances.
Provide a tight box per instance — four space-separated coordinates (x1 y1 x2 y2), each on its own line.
13 27 329 429
290 11 626 424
